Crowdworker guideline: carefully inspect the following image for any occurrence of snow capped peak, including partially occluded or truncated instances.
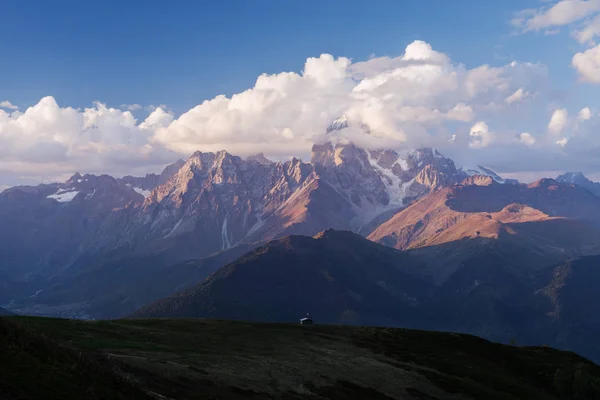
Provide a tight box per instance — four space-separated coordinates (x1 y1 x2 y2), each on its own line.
461 165 506 184
556 171 589 184
327 114 349 133
68 172 82 183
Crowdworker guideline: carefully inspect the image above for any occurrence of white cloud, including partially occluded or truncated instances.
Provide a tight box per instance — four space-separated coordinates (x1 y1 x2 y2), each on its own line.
556 137 569 147
572 44 600 82
0 97 176 180
513 0 600 32
574 15 600 44
469 121 494 148
579 107 592 120
520 132 536 146
504 88 529 104
0 41 558 184
153 41 545 157
548 108 568 135
0 101 18 110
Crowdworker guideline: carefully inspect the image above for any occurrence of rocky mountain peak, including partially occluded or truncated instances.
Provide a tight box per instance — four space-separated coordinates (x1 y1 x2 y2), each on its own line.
528 178 559 188
209 151 243 185
67 172 83 184
311 142 335 167
332 142 371 169
159 159 185 183
368 149 399 170
408 148 457 173
556 171 589 185
414 165 448 189
326 114 349 133
187 151 217 171
460 175 497 187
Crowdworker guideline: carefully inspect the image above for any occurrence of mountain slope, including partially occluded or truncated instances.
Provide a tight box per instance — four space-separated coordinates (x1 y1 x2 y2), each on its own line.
6 243 256 319
130 228 600 364
132 230 431 325
532 255 600 362
0 173 145 280
368 177 600 282
1 143 466 320
12 316 600 400
459 165 518 184
556 171 600 196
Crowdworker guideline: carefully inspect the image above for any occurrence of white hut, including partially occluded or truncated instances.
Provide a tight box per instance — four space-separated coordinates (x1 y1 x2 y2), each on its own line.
300 313 313 325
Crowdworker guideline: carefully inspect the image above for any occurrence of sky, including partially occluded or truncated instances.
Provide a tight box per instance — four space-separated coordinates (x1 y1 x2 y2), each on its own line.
2 0 600 187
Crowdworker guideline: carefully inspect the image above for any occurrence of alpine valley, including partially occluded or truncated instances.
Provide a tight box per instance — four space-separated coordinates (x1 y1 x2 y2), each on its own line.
3 129 600 363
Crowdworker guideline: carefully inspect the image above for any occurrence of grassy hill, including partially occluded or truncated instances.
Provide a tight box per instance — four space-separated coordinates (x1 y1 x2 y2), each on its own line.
5 316 600 399
0 317 152 400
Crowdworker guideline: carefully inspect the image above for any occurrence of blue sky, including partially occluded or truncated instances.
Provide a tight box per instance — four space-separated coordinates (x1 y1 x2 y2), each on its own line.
0 0 560 112
2 0 600 186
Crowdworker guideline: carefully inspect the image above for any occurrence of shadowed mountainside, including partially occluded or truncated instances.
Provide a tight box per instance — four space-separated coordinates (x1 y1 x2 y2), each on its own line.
132 230 430 326
130 230 600 364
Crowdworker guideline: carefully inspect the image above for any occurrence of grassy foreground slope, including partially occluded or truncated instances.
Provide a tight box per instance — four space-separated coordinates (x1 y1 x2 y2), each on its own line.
5 317 600 400
0 317 152 400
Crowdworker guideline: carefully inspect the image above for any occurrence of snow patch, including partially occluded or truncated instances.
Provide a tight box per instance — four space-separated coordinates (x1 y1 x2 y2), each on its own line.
463 165 505 184
132 187 151 197
367 153 414 207
397 157 409 171
327 114 349 132
47 190 79 203
221 217 231 250
164 216 184 239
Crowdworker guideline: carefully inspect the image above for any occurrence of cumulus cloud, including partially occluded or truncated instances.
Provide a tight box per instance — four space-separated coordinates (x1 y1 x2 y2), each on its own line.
0 97 176 181
557 137 569 147
3 39 590 186
548 108 568 135
572 44 600 82
579 107 592 120
152 41 545 157
520 132 536 146
469 122 494 148
0 101 18 110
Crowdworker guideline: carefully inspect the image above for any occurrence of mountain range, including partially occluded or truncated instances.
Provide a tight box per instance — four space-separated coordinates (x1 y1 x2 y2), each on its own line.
0 142 475 315
3 134 600 362
134 229 600 364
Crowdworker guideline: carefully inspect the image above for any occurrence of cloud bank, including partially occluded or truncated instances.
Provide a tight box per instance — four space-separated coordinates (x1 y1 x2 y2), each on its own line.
1 39 600 185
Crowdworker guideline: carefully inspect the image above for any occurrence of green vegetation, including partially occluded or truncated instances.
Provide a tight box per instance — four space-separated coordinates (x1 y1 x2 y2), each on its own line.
4 316 600 399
